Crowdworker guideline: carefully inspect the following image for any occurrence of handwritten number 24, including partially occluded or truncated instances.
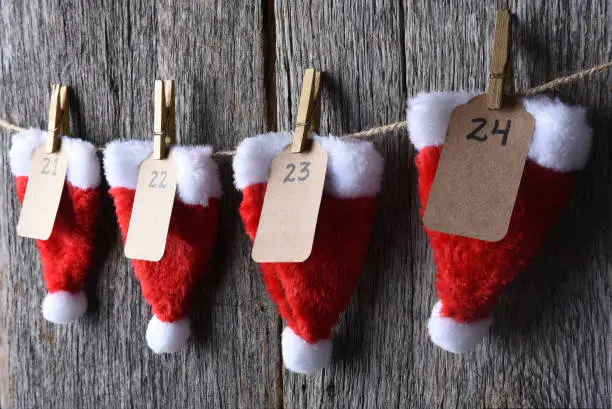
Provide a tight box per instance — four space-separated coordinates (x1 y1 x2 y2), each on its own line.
466 118 512 146
284 162 311 183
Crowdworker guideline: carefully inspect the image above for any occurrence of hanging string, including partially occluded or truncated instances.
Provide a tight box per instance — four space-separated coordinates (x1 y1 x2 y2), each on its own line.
339 121 406 140
520 60 612 96
0 118 25 133
1 60 610 158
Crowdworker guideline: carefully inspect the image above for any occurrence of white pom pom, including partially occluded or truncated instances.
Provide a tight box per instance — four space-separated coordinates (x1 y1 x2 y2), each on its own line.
281 327 332 374
428 300 492 353
42 291 88 324
146 316 191 354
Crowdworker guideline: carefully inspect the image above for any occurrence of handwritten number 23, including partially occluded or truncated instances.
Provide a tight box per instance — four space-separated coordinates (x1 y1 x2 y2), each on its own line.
149 170 168 188
284 162 311 183
466 118 511 146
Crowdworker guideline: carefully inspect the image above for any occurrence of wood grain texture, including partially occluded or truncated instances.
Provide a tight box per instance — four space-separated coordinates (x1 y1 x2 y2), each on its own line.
0 0 610 408
0 1 281 408
276 0 611 408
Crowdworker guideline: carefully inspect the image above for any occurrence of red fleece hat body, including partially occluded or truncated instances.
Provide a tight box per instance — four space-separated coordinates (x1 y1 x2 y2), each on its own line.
407 93 592 353
240 185 378 342
233 132 384 373
104 140 222 353
10 129 101 324
418 148 575 322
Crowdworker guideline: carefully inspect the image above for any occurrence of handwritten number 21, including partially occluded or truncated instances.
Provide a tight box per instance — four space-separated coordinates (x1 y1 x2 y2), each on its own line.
284 162 311 183
41 157 59 175
466 118 511 146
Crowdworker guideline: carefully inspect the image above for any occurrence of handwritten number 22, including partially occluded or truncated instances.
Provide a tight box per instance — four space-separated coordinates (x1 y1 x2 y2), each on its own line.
466 118 511 146
284 162 311 183
148 171 168 188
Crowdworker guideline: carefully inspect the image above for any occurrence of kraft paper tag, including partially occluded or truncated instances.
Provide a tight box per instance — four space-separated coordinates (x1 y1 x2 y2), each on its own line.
423 94 535 242
252 140 328 262
124 152 178 261
17 144 68 240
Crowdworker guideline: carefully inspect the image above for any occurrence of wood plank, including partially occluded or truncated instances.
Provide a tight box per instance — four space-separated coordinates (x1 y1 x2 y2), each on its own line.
276 1 611 408
0 1 610 408
0 1 281 408
403 2 611 407
274 1 411 408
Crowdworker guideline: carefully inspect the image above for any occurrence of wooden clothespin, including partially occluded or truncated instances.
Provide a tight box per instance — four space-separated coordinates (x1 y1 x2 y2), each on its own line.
310 71 322 134
153 79 176 160
487 9 512 110
292 68 322 153
46 84 69 153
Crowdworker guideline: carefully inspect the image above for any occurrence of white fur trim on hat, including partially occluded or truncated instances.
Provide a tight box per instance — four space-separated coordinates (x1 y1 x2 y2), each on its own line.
427 300 492 353
103 140 222 206
146 315 191 354
407 93 592 172
42 290 88 324
232 132 384 198
523 97 592 172
407 92 477 150
10 128 101 189
281 327 332 374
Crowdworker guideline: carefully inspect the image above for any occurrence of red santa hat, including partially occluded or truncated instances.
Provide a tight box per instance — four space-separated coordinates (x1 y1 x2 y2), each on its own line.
103 140 222 354
10 128 101 324
233 132 384 374
407 93 592 353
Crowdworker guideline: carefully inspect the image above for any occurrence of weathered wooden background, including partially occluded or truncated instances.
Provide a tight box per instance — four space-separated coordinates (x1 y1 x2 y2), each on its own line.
0 1 610 408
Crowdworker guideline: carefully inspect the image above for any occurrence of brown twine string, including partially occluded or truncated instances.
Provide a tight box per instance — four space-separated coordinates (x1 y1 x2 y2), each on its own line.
0 118 25 132
520 60 612 96
1 61 610 158
339 121 407 140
